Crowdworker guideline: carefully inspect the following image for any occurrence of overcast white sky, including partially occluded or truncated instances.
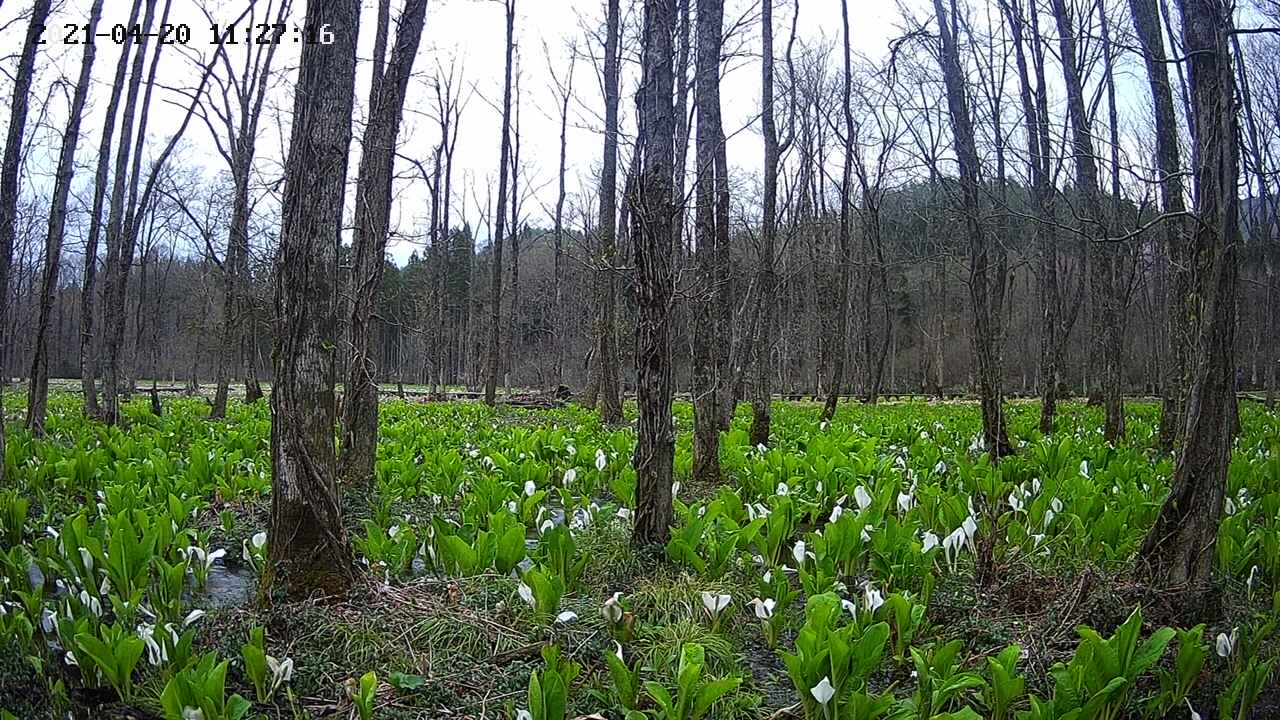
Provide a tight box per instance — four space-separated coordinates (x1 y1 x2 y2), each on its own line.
0 0 922 264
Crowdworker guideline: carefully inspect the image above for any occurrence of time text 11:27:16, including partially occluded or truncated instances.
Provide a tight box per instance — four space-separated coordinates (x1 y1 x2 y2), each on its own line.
47 22 338 46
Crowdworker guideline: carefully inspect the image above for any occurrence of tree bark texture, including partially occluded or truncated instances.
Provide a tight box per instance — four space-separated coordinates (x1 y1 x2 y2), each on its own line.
931 0 1013 457
692 0 727 484
1138 0 1240 594
265 0 362 600
592 0 624 424
632 0 678 547
0 0 52 474
485 0 516 407
339 0 428 484
28 0 100 434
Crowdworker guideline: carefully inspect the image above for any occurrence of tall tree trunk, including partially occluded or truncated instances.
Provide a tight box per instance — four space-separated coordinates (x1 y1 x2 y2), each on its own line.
212 4 290 417
750 0 779 447
28 0 102 434
592 0 624 423
265 0 361 600
507 62 522 391
931 0 1013 457
1051 0 1121 442
552 54 575 389
339 0 428 485
821 0 855 422
692 0 727 483
1232 36 1273 412
632 0 678 547
1099 2 1129 442
80 0 145 419
484 0 516 407
999 0 1058 434
0 0 52 470
1138 0 1240 598
101 0 163 424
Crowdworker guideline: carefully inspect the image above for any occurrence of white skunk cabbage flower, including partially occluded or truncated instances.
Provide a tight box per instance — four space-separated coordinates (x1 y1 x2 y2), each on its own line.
811 677 836 706
700 591 731 619
749 598 776 619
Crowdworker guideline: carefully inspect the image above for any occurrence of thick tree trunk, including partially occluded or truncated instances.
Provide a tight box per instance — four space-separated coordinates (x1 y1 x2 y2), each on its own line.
632 0 678 548
265 0 361 601
339 0 428 485
484 0 516 407
1138 0 1239 596
692 0 727 483
592 0 624 423
28 0 101 435
0 0 52 470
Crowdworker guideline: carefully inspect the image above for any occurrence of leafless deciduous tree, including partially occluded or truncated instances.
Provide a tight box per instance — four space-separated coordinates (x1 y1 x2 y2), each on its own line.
80 0 145 420
930 0 1013 457
0 0 53 474
692 0 728 483
485 0 517 407
27 0 101 435
100 0 164 424
266 0 362 600
821 0 856 423
586 0 624 424
202 0 293 418
632 0 678 547
1138 0 1241 603
339 0 429 485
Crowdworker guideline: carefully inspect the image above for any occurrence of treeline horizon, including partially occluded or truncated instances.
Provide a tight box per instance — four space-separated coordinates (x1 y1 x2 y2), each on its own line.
4 173 1275 400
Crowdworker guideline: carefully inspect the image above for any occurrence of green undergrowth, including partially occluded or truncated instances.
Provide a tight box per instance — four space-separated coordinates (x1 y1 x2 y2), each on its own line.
0 392 1277 719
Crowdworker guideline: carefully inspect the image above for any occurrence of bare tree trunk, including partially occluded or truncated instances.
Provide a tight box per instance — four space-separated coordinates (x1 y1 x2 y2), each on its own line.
485 0 516 407
212 2 290 418
1138 0 1240 599
592 0 624 423
1050 0 1123 442
821 0 855 423
712 89 733 431
339 0 428 485
1232 35 1274 412
101 0 164 424
0 0 51 470
931 0 1013 457
750 0 780 446
507 61 523 391
632 0 678 547
80 0 145 418
1100 2 1129 442
692 0 727 483
28 0 102 434
551 52 575 389
265 0 361 600
431 67 461 395
244 331 264 402
1000 0 1058 433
